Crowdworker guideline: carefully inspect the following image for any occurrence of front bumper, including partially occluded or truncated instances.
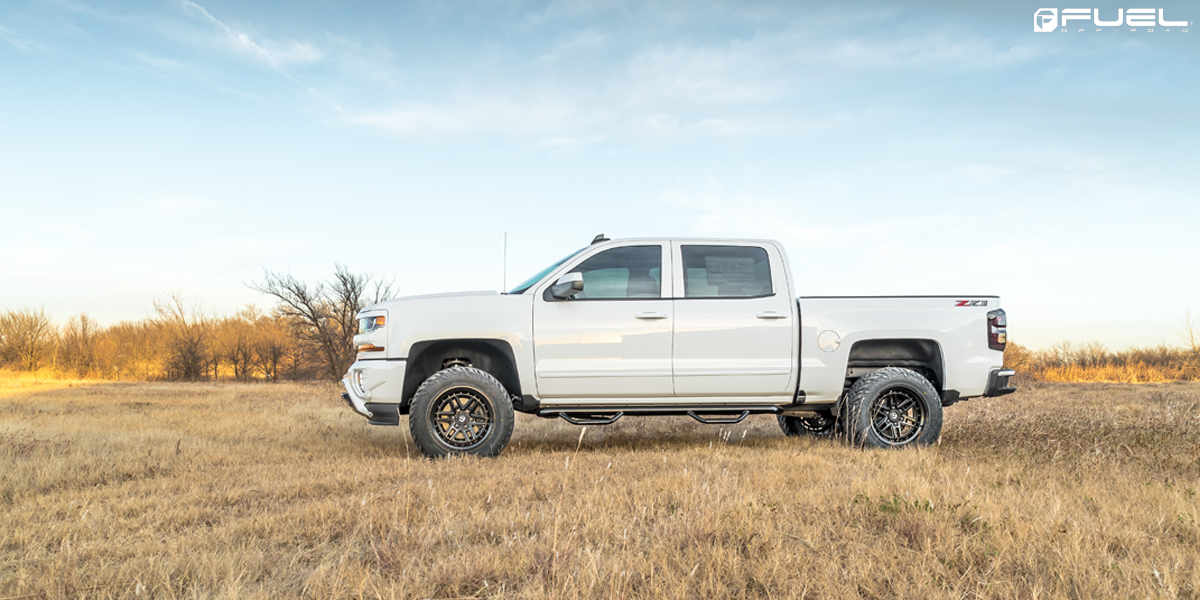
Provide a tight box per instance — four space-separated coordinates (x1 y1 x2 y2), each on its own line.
340 390 373 418
341 359 407 421
340 392 401 426
983 368 1017 397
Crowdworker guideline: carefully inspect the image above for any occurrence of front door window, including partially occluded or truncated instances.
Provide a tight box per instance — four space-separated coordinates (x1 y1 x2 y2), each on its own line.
565 245 662 299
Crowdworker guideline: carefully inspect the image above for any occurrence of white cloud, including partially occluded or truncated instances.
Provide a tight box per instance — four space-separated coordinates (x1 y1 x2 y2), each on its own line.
131 52 257 98
176 1 322 71
342 98 590 136
133 52 187 71
0 24 50 53
332 8 1047 142
812 35 1047 71
59 2 1054 144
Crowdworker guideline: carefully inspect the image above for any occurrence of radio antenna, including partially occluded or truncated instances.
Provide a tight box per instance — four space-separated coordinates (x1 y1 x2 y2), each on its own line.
503 232 508 292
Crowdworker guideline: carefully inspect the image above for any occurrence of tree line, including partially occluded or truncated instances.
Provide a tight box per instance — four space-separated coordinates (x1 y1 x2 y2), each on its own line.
1004 312 1200 383
0 265 393 382
5 268 1199 385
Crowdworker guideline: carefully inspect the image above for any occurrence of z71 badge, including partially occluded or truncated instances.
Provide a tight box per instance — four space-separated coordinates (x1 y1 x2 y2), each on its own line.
955 300 988 307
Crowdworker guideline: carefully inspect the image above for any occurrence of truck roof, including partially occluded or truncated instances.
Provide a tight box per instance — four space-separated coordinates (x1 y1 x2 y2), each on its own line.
592 237 784 246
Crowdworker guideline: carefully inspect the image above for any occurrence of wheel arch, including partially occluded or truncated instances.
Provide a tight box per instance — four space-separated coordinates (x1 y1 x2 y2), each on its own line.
844 338 945 391
403 339 521 406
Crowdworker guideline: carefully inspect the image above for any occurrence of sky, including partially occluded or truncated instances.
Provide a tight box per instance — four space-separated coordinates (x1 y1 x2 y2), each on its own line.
0 0 1197 350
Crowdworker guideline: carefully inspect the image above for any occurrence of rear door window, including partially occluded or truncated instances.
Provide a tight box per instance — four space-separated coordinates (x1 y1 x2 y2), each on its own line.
681 245 772 298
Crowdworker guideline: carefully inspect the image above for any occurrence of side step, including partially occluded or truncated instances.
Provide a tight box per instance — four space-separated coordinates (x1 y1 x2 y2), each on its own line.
558 412 624 425
687 410 749 425
540 404 781 425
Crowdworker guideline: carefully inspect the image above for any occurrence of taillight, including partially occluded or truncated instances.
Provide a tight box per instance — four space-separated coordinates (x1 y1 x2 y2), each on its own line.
987 309 1007 351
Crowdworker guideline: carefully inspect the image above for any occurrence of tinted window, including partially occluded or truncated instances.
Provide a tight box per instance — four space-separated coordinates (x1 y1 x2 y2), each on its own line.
508 248 585 294
681 245 772 298
567 246 662 299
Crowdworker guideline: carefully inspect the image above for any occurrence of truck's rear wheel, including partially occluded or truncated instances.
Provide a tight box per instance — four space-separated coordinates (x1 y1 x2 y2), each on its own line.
777 412 837 437
408 366 514 458
843 367 942 448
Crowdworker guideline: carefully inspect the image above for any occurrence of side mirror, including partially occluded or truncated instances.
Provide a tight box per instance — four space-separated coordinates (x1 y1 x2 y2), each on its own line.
549 272 584 300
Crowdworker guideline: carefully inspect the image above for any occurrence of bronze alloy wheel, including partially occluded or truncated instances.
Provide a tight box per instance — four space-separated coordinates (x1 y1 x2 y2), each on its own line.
843 366 942 449
867 385 926 446
408 366 514 458
429 386 494 450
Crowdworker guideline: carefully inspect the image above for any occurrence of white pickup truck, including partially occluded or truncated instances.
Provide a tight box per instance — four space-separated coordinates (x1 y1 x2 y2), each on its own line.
342 236 1015 457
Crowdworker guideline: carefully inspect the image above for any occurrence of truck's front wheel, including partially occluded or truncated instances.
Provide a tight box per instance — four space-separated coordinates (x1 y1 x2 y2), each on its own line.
843 367 942 449
408 366 514 458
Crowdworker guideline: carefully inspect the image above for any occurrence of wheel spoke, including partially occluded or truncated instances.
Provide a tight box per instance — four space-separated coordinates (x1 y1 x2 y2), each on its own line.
429 388 497 449
802 416 833 433
866 386 928 444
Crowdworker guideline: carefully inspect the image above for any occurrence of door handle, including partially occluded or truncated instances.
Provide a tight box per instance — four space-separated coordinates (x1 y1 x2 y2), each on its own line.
635 312 668 320
756 311 787 319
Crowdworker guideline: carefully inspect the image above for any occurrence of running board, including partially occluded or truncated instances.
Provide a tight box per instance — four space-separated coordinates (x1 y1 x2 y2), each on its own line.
539 404 781 424
687 410 749 425
558 412 624 425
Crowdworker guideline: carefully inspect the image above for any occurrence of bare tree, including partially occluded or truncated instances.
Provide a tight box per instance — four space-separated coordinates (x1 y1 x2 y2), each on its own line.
0 307 57 371
250 264 395 380
60 313 99 376
1003 341 1032 372
1181 309 1200 376
215 306 259 381
252 312 293 380
154 295 212 381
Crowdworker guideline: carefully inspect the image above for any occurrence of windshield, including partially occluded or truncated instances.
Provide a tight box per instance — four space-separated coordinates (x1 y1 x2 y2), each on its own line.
507 248 585 294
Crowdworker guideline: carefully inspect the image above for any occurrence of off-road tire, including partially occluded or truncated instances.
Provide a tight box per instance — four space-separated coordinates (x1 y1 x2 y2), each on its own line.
408 366 514 458
843 367 942 449
777 412 837 437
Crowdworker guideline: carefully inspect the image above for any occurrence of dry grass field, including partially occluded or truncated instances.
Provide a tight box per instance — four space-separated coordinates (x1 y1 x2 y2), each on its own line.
2 378 1198 599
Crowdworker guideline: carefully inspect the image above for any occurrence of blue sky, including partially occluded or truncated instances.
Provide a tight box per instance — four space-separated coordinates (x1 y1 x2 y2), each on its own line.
1 0 1197 350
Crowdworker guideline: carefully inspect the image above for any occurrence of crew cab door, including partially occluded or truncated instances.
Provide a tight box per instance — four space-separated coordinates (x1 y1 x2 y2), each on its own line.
533 243 674 398
670 242 796 397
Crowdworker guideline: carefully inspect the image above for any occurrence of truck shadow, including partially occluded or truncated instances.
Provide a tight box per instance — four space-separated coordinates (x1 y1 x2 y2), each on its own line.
342 414 843 459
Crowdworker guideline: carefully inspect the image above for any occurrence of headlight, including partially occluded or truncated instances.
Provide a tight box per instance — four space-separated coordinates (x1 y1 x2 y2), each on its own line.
357 315 386 334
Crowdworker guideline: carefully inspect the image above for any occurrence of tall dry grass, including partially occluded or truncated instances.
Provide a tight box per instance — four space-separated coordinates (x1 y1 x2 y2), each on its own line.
2 379 1198 599
1007 341 1200 383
